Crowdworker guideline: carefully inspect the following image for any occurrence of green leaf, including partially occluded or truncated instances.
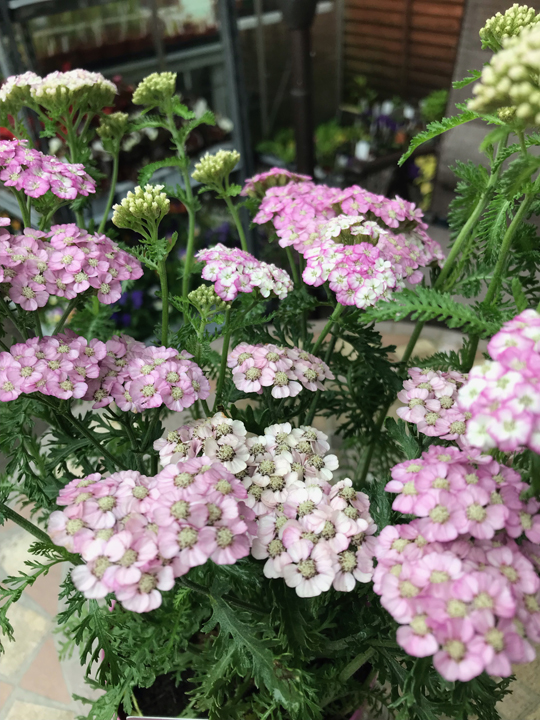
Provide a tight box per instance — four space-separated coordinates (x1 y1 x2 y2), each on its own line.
170 96 195 119
479 126 510 154
500 155 540 199
362 287 502 337
512 277 529 312
399 111 478 165
206 593 298 710
137 157 187 187
452 69 482 89
385 418 420 461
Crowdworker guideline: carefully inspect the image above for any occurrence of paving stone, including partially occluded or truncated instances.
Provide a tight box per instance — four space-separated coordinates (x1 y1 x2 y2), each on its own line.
4 701 74 720
497 679 540 720
0 682 13 706
0 531 35 578
24 564 62 618
20 637 71 704
0 605 49 679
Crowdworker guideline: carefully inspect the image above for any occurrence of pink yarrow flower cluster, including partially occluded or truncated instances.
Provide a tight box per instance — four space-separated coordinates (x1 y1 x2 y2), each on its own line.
0 223 142 310
459 309 540 453
154 412 250 474
0 331 208 411
48 459 251 612
0 139 95 199
195 243 293 302
155 419 377 597
397 367 470 445
251 179 443 309
227 342 334 398
241 168 311 198
374 444 540 681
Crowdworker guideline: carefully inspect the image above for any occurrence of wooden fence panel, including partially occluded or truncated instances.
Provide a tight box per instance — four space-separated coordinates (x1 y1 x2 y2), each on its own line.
344 0 465 98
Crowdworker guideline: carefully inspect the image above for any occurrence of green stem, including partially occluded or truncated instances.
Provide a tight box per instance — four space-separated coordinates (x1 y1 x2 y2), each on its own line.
357 321 425 486
311 304 344 357
66 410 128 471
0 503 51 544
224 196 248 252
518 130 528 157
142 409 162 452
434 133 509 293
34 312 43 339
200 398 212 417
285 246 307 346
213 308 232 412
464 335 480 373
131 691 144 717
338 647 375 683
158 257 169 346
0 294 26 340
181 185 197 304
463 185 539 373
14 190 31 227
285 246 300 285
53 297 79 335
484 189 536 306
98 149 119 234
304 334 338 426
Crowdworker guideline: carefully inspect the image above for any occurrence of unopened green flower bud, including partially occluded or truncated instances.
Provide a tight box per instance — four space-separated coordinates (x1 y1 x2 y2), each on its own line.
188 285 231 312
192 149 240 187
469 25 540 126
498 105 517 123
480 4 540 52
112 184 170 229
97 112 129 142
132 72 177 106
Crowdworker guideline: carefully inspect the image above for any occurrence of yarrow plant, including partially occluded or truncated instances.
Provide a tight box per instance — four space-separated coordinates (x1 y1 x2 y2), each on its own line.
4 13 540 717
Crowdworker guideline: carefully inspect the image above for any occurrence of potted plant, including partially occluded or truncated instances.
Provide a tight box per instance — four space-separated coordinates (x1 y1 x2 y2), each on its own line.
1 7 540 718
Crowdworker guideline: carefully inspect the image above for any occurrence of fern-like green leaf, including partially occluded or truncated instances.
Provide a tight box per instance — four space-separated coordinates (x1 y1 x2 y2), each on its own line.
137 157 187 187
399 111 478 166
452 69 482 89
362 288 501 337
205 593 299 710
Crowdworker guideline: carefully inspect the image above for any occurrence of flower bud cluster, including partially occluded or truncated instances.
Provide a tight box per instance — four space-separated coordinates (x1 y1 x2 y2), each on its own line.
227 342 334 398
112 184 170 229
96 112 130 143
0 223 142 311
459 309 540 453
0 139 95 200
192 150 240 187
375 445 540 682
397 367 470 444
195 243 293 302
479 4 540 52
132 72 177 106
469 25 540 125
187 285 231 313
48 458 251 612
0 332 209 412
